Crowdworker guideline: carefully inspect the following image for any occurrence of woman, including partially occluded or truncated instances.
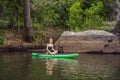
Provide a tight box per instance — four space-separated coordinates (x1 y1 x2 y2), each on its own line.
46 38 58 54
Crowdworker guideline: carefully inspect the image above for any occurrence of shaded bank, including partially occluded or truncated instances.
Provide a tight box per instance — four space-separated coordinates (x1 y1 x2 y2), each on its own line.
0 30 120 54
0 27 64 52
0 44 46 52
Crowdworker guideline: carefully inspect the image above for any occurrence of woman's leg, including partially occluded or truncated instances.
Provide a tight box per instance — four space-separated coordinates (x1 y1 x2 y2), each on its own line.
46 51 52 54
51 50 58 54
46 51 48 54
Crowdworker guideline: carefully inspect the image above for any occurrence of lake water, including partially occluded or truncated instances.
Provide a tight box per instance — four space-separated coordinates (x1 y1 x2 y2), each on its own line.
0 52 120 80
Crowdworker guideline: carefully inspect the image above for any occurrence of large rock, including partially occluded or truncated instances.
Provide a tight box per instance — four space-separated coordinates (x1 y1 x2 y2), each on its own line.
55 30 120 53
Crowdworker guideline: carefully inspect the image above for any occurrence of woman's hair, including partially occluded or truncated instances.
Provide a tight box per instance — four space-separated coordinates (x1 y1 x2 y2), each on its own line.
46 37 53 43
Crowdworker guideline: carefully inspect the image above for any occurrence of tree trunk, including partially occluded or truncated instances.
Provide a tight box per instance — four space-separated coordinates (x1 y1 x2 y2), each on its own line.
112 20 120 36
23 0 33 42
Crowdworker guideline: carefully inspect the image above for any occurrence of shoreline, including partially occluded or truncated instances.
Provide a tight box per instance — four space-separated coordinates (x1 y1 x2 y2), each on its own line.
0 44 120 54
0 29 120 54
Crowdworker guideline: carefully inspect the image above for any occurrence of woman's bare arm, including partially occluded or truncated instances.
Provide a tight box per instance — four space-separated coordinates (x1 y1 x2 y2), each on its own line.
46 44 52 54
52 44 55 50
46 44 48 51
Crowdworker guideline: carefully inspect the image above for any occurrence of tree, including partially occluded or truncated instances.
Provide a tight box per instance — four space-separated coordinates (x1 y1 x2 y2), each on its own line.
23 0 33 42
66 1 84 31
112 20 120 36
66 1 104 31
84 2 104 29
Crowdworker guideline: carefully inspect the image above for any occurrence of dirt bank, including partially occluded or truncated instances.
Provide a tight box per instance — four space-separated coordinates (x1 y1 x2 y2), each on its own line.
0 27 65 52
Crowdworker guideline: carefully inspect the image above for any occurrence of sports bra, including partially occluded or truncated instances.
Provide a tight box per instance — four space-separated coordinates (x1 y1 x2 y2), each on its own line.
48 46 54 52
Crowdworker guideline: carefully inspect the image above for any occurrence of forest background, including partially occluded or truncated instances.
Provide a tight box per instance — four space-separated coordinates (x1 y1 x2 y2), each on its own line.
0 0 118 45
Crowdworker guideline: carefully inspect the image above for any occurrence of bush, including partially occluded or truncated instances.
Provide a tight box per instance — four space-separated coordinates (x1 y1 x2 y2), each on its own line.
67 1 84 31
0 0 24 28
84 2 104 29
32 23 44 30
0 19 9 29
0 36 4 44
0 0 115 31
32 0 76 27
67 1 104 31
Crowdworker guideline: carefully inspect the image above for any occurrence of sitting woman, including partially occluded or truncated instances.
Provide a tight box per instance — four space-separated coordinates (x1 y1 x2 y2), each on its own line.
46 38 58 54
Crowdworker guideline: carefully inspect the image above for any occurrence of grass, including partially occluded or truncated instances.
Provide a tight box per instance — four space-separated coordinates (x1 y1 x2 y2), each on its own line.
1 26 65 46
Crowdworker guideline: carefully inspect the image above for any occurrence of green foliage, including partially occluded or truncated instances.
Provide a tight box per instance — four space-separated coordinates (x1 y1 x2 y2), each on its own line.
0 36 4 44
67 1 84 31
84 2 104 29
32 34 38 41
49 0 76 27
102 0 116 20
0 0 24 28
32 23 44 30
32 31 46 42
67 1 104 31
0 19 9 28
32 0 76 27
0 0 117 31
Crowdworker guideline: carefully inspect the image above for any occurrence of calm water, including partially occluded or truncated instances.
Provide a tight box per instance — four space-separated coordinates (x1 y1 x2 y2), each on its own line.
0 52 120 80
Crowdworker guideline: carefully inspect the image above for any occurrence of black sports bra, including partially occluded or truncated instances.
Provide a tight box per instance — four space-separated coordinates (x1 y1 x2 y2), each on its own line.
48 46 54 52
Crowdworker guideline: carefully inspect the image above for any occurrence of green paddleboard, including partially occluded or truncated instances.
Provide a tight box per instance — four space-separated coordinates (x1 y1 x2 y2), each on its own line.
32 53 79 58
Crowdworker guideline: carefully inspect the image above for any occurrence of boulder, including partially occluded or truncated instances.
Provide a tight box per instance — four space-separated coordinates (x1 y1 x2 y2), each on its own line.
55 30 120 53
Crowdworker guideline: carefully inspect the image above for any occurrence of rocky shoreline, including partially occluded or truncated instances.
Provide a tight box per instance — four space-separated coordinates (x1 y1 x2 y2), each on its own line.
0 30 120 54
55 30 120 53
0 43 120 54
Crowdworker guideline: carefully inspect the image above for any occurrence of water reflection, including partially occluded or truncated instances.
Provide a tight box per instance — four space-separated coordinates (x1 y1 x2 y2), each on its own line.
32 57 79 76
45 58 58 76
0 52 31 80
32 56 114 80
27 54 120 80
0 53 120 80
